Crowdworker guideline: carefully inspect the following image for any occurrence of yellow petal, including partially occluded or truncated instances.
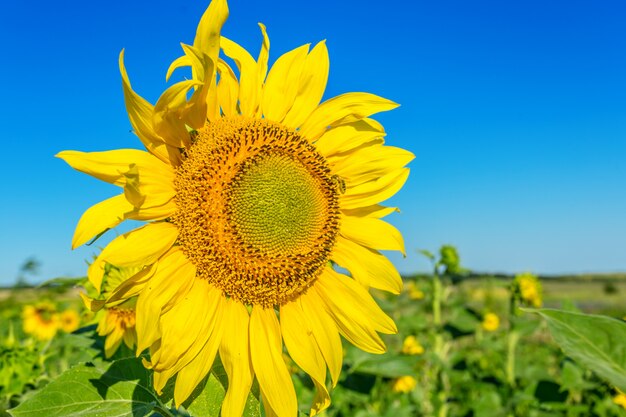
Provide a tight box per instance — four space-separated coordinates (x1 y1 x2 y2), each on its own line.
257 23 270 87
281 301 331 416
119 50 181 166
261 395 278 417
282 41 330 129
100 222 178 268
151 345 180 394
219 299 254 417
314 118 385 158
249 307 297 417
313 273 387 354
193 0 229 63
332 236 402 294
179 43 215 126
88 222 176 294
153 79 201 148
79 292 105 312
221 37 259 116
123 329 137 349
72 194 132 249
217 59 240 117
153 280 221 373
331 145 414 186
317 268 396 334
104 327 124 358
300 290 343 387
119 164 176 211
56 149 172 186
340 168 410 210
135 248 195 353
165 54 192 82
168 43 218 124
261 44 309 122
105 264 156 306
341 204 399 219
340 215 405 255
173 296 226 406
299 93 399 141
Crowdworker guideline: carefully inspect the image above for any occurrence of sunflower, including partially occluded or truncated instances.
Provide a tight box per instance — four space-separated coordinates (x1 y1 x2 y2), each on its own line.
84 264 140 358
96 301 137 358
59 309 81 333
58 0 412 415
513 272 542 307
401 335 425 355
392 376 417 394
481 312 500 332
22 302 59 341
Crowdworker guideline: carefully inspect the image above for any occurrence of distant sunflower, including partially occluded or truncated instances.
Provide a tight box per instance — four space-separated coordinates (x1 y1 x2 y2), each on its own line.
392 376 417 393
22 302 59 341
59 309 80 333
58 0 412 415
514 272 542 307
481 312 500 332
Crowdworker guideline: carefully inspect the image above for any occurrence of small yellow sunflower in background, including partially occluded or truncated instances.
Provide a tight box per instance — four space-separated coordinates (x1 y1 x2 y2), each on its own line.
405 281 425 300
392 376 417 393
514 272 542 307
481 312 500 332
22 302 59 341
401 335 425 355
59 309 81 333
58 0 412 415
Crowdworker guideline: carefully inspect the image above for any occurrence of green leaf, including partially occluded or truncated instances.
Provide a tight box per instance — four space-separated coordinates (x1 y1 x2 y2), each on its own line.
529 308 626 392
177 357 261 417
350 354 417 378
8 358 165 417
472 387 503 417
180 373 225 417
560 361 585 393
36 276 86 289
417 250 435 261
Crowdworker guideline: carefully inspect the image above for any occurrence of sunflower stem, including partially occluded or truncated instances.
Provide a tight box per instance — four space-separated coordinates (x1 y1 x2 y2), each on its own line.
154 404 176 417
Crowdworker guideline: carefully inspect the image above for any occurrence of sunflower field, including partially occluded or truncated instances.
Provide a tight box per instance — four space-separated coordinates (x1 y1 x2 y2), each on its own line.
1 246 626 417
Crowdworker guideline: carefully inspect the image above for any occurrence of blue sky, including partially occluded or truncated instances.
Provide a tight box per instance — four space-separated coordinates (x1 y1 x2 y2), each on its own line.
1 0 625 285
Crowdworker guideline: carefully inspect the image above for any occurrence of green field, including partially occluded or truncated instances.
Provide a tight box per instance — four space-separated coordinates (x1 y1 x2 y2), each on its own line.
1 267 626 417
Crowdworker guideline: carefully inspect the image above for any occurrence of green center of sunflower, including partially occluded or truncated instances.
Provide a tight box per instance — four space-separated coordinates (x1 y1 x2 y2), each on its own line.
227 153 327 255
173 117 341 307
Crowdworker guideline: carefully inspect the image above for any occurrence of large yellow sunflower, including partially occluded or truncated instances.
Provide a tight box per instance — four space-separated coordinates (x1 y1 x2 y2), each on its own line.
58 0 412 415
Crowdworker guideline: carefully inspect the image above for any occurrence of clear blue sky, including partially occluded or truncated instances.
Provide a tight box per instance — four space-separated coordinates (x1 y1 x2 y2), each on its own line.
1 0 625 285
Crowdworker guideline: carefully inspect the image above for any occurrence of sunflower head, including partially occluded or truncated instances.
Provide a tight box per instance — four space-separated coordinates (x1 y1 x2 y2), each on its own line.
173 117 341 307
513 272 542 307
392 376 417 393
59 309 81 333
481 312 500 332
22 302 59 341
97 301 137 358
58 0 413 414
401 335 425 355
